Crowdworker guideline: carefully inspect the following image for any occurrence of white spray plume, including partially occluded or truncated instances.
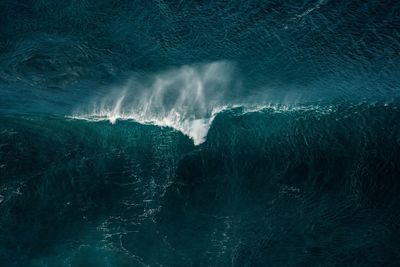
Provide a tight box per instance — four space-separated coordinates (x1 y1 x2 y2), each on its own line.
74 61 239 145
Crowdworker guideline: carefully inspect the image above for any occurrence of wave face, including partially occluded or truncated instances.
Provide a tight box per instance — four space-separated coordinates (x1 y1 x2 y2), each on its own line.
1 102 400 266
1 0 400 266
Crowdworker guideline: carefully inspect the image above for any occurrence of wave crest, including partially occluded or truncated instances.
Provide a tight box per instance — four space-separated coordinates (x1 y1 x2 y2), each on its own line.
73 61 238 145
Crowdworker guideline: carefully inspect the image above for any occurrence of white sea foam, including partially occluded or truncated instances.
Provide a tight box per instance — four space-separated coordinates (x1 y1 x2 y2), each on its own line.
71 61 332 145
72 61 239 145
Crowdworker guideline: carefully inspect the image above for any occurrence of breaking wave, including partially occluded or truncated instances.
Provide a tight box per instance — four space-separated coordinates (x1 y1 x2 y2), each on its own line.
71 61 336 145
72 61 241 145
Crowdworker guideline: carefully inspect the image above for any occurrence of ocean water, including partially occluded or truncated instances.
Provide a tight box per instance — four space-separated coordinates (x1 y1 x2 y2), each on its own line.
1 1 400 266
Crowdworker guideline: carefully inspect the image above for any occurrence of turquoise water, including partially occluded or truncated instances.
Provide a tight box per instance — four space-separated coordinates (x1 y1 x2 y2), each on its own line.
1 1 400 266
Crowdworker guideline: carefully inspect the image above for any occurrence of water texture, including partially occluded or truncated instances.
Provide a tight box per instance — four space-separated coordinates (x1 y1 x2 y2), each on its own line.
0 0 400 266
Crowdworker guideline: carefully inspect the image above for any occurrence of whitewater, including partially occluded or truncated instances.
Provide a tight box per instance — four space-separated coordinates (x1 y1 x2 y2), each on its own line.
71 61 336 145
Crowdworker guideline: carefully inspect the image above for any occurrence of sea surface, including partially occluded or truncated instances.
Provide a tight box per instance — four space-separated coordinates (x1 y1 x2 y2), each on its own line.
1 1 400 266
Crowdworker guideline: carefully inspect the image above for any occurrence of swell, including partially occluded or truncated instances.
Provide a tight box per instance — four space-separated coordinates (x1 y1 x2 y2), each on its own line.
1 100 400 266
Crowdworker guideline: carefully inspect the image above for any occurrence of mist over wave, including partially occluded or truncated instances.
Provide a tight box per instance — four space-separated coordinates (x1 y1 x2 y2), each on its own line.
74 61 243 145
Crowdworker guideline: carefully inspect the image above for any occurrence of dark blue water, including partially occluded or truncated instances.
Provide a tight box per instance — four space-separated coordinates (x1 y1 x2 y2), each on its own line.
1 1 400 266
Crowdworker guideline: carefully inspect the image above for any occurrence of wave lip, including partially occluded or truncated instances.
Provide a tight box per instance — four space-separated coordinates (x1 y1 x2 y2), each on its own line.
71 107 226 145
71 102 335 145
